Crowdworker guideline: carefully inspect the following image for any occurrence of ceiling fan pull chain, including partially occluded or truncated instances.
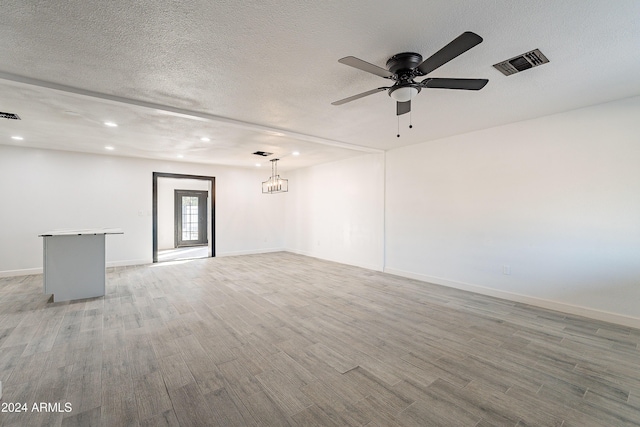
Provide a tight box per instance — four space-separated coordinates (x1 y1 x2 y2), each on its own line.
397 116 400 138
409 109 413 129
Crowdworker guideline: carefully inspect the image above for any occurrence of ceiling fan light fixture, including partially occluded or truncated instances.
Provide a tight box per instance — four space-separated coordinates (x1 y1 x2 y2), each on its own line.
389 86 418 102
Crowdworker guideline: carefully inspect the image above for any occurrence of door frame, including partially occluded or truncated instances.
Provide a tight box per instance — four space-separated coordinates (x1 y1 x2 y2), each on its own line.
174 189 208 247
152 172 216 263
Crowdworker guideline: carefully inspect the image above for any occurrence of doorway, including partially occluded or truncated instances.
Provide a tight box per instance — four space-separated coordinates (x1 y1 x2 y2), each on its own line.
152 172 216 263
175 190 208 247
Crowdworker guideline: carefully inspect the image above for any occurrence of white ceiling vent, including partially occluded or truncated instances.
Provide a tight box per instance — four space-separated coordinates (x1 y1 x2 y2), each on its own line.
493 49 549 76
0 111 21 120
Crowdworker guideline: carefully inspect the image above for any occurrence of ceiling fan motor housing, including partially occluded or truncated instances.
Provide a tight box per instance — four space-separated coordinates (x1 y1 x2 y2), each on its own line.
386 52 424 100
386 52 424 78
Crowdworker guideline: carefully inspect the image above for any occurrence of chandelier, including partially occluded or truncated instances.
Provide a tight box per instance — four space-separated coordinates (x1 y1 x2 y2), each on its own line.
262 158 288 194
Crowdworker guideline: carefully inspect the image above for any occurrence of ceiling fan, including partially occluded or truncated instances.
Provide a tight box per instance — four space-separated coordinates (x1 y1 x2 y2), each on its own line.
332 32 488 117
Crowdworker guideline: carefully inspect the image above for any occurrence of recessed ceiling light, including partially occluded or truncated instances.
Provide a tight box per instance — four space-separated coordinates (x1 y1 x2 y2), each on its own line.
105 146 115 151
255 163 261 167
292 151 300 156
177 154 184 158
104 121 118 127
11 136 24 141
200 137 210 142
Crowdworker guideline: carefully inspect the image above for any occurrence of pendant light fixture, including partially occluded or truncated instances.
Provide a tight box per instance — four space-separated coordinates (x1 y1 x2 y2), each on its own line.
262 158 288 194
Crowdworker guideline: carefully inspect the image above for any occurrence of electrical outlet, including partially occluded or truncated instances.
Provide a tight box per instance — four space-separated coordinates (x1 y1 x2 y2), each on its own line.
503 265 511 275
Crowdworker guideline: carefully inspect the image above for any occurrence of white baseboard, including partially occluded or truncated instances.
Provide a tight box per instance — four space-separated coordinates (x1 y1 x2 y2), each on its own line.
286 248 384 272
106 259 150 268
0 259 151 277
216 247 285 257
0 267 43 278
384 267 640 329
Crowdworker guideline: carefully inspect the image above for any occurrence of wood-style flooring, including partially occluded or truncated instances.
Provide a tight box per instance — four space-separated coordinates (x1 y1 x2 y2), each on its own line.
1 252 639 426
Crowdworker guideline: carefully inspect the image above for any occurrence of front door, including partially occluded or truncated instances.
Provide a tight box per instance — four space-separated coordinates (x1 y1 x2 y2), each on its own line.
175 190 208 247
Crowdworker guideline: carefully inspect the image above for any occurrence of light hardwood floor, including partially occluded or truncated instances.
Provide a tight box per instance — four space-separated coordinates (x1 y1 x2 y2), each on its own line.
1 252 639 426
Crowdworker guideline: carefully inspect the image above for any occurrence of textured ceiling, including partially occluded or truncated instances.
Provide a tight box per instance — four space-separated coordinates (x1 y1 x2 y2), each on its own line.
1 0 639 170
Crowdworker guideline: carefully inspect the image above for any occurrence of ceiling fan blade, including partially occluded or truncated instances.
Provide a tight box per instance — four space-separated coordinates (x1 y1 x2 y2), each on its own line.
397 100 411 116
417 32 483 76
338 56 394 79
423 78 488 90
331 87 388 105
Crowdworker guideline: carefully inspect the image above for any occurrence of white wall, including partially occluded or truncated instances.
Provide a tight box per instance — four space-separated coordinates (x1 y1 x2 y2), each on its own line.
284 153 385 271
385 96 640 326
0 146 285 276
157 178 210 250
3 97 639 328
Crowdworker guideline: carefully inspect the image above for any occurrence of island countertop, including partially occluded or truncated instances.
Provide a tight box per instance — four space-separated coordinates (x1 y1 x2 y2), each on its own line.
39 228 124 237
